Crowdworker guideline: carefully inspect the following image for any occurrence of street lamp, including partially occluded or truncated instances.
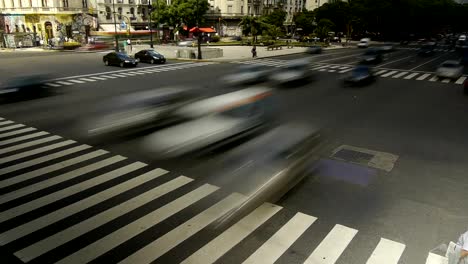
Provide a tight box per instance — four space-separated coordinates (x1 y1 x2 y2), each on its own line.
112 0 119 51
196 0 202 59
148 3 154 48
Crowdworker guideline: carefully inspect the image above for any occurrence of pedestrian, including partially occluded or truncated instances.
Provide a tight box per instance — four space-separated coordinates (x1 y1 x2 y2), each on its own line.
126 39 132 52
446 230 468 264
18 41 23 48
251 45 257 58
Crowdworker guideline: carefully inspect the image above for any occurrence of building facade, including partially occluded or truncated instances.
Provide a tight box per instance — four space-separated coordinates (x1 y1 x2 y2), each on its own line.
0 0 98 47
305 0 327 13
95 0 151 31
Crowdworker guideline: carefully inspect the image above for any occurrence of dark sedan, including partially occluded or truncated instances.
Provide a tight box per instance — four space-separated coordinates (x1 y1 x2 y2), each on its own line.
0 75 53 99
103 52 138 67
306 45 322 54
359 48 383 64
343 65 376 87
134 49 166 64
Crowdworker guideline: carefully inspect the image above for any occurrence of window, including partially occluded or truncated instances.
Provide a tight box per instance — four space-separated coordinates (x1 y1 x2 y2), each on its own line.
6 25 10 33
22 24 26 32
82 0 87 7
66 25 72 38
227 5 232 13
118 7 122 19
241 5 243 14
141 7 147 17
15 25 19 32
248 6 250 14
62 0 68 7
130 7 135 16
129 0 134 3
105 6 111 19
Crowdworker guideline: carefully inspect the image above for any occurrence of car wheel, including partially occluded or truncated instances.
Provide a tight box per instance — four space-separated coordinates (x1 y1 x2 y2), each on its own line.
150 59 155 64
104 60 109 66
120 62 124 68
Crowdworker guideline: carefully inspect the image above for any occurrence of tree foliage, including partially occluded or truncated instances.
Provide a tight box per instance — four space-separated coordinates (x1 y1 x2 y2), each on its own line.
263 9 287 28
293 10 315 35
314 19 334 39
238 16 270 43
154 0 209 30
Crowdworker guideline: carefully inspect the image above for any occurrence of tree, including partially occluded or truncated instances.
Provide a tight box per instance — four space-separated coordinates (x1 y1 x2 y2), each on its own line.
314 18 334 40
263 9 287 28
238 16 269 43
293 10 315 35
155 0 209 33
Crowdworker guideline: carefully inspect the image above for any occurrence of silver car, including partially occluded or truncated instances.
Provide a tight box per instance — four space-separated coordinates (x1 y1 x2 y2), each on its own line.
222 64 272 86
142 87 274 158
269 58 312 86
436 60 464 79
83 87 199 139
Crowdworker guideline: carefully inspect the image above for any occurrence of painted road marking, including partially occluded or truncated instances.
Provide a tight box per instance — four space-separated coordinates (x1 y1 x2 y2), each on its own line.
55 182 216 264
441 78 451 83
329 65 341 69
339 68 353 73
319 69 327 72
0 124 25 132
0 140 75 164
381 71 398 77
0 149 107 189
425 253 448 264
455 76 467 84
0 169 167 246
68 79 85 84
0 120 14 126
304 224 358 264
375 70 388 75
182 203 282 264
0 131 49 146
45 83 61 87
404 72 419 79
311 65 330 70
243 212 316 264
409 53 448 71
328 69 336 72
392 72 409 78
339 66 349 70
90 76 108 80
0 145 91 176
118 193 247 264
366 238 405 264
416 73 431 81
429 76 439 82
0 135 61 155
56 81 74 86
78 78 96 82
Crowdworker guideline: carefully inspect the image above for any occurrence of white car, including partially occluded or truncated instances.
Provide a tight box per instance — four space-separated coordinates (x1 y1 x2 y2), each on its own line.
178 40 194 47
269 58 312 85
357 38 370 48
222 64 272 86
436 60 464 79
142 87 274 158
459 35 467 41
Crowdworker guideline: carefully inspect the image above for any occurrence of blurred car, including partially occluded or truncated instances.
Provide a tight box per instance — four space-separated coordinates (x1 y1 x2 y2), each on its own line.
83 87 200 139
134 49 166 64
0 75 52 98
178 39 195 47
360 48 383 64
142 87 274 158
418 43 435 56
381 43 394 52
436 60 464 80
459 35 467 41
222 64 272 86
343 65 376 86
306 45 322 54
269 58 312 86
103 52 138 67
211 123 324 229
357 38 370 48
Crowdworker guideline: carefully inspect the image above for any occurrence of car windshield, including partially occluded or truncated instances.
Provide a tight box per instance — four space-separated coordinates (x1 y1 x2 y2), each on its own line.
117 53 131 59
148 51 160 55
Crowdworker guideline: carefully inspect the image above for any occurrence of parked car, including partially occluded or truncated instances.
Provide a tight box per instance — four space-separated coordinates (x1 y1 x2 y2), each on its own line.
141 87 274 158
0 74 53 99
436 60 464 80
211 123 325 229
360 48 383 64
222 64 272 86
134 49 166 64
103 52 138 67
357 38 370 48
343 65 376 86
306 45 322 54
269 58 312 86
83 87 200 139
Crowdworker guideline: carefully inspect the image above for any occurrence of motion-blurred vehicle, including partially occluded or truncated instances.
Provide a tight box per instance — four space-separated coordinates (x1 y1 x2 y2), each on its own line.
343 65 376 87
212 123 324 229
306 45 322 54
83 87 199 139
436 60 464 80
178 39 195 47
418 43 435 56
222 64 272 86
381 43 395 52
0 75 52 98
103 52 138 67
142 87 274 158
459 35 467 41
360 48 383 64
357 38 370 48
269 58 312 86
463 79 468 95
134 49 166 64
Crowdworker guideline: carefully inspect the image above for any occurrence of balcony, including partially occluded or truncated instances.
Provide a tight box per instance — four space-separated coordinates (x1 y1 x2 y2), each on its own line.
0 6 90 14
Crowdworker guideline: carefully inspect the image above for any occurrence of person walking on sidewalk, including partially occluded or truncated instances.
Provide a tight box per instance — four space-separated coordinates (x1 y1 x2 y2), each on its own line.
127 39 132 52
251 45 257 58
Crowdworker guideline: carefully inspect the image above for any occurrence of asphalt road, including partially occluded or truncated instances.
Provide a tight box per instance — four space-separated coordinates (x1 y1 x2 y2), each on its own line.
0 47 467 264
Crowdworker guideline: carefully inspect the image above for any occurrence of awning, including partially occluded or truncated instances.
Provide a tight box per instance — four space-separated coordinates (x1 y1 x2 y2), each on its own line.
189 27 216 33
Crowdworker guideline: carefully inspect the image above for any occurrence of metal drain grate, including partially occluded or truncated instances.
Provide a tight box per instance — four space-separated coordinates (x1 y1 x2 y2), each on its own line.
333 148 375 164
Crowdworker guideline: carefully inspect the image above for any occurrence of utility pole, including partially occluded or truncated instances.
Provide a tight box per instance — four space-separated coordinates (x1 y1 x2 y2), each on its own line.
196 0 202 59
148 2 154 48
155 0 160 44
112 0 119 51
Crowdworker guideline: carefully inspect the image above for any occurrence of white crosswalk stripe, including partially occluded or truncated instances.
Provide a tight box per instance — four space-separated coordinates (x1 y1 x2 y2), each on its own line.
68 79 85 84
441 78 451 83
375 70 388 75
429 76 439 82
455 76 467 84
392 71 409 78
0 124 25 132
381 71 399 77
0 120 14 126
339 68 353 73
45 83 61 87
404 72 419 79
416 73 431 81
0 118 443 264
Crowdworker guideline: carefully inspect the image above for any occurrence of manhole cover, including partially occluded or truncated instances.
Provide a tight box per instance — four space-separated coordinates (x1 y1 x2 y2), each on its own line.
333 148 374 164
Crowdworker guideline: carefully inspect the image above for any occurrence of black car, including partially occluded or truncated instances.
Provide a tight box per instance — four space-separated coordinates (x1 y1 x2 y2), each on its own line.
0 75 52 99
103 52 138 67
359 48 383 64
343 65 376 86
306 46 322 54
134 49 166 64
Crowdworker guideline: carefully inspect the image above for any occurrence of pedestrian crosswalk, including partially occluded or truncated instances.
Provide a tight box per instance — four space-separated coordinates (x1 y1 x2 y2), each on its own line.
43 62 216 88
0 117 449 264
232 59 468 85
